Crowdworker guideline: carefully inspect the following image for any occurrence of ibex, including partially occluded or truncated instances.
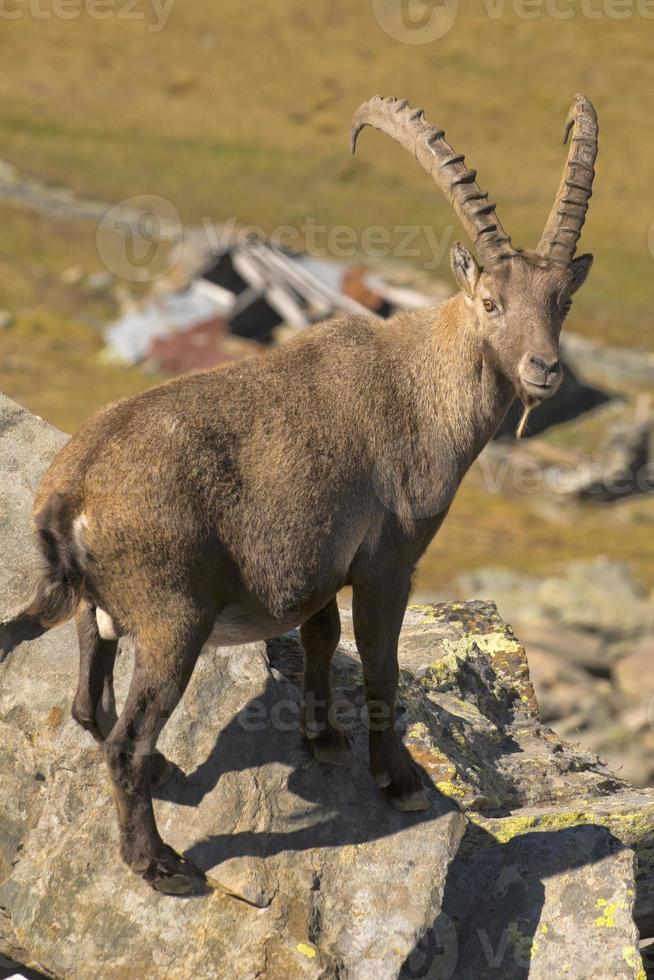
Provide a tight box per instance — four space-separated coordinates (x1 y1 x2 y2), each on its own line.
2 94 598 895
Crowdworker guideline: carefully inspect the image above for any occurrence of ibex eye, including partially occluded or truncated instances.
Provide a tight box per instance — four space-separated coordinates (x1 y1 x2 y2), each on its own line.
483 299 497 313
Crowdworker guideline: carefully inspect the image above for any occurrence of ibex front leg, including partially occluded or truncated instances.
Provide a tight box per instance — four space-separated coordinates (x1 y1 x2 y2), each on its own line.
352 575 428 812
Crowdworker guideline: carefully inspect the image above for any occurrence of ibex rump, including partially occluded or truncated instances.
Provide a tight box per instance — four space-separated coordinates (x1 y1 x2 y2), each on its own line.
2 95 598 895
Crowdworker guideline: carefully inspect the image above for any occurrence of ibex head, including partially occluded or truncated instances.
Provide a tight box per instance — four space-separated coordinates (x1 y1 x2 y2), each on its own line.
351 94 597 411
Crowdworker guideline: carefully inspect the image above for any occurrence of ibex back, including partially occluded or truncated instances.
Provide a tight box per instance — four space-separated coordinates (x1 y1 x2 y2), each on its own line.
2 94 598 895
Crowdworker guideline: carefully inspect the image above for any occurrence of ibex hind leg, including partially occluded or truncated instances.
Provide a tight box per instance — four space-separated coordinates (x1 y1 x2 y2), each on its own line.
102 613 212 896
301 597 352 768
72 600 173 788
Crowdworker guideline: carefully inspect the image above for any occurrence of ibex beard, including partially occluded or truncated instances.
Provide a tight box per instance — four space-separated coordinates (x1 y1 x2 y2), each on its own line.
1 94 597 896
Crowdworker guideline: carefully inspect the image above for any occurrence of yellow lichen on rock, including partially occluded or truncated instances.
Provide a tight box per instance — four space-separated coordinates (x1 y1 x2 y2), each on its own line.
595 899 627 929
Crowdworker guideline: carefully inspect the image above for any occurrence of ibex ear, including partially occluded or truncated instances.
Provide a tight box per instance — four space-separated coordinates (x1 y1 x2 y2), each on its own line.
569 253 593 294
450 242 481 297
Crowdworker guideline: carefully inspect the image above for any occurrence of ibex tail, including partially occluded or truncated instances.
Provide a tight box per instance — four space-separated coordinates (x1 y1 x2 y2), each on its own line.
1 494 84 661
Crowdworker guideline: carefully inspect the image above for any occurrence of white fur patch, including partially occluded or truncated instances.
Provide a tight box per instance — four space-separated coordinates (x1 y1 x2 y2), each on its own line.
96 608 120 641
72 513 89 556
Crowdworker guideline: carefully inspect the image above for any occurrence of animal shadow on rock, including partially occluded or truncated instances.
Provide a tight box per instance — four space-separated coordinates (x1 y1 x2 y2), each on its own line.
401 825 633 980
152 636 456 874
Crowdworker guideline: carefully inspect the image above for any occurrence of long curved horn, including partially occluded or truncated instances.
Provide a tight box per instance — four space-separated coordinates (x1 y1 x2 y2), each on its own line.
351 95 516 266
537 94 598 265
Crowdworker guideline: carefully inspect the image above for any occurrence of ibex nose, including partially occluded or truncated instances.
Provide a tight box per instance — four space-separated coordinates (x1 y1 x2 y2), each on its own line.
529 356 560 377
519 352 562 400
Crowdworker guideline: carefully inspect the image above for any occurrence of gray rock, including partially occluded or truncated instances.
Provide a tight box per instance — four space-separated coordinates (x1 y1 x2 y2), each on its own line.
0 395 68 618
518 644 599 722
562 331 654 388
423 826 641 980
471 792 654 942
457 566 546 629
537 558 654 641
516 623 609 675
615 635 654 701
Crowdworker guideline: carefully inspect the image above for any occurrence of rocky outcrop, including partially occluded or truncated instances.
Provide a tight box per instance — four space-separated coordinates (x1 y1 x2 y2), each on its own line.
0 392 651 979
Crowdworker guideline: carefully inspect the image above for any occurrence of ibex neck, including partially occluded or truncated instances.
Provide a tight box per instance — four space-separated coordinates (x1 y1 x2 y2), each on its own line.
416 293 514 459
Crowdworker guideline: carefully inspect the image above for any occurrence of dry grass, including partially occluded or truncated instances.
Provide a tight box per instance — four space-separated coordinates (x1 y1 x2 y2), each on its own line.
0 307 163 434
0 205 164 432
0 3 651 340
417 468 654 593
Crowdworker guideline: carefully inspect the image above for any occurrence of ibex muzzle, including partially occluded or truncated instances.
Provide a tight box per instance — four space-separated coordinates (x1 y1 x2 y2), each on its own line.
2 94 597 897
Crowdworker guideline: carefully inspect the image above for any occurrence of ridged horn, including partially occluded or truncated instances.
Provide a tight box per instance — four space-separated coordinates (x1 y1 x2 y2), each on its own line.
537 94 598 265
351 95 516 266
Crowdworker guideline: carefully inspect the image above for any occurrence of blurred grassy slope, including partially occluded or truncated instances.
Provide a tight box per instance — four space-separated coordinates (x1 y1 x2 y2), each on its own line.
0 2 651 343
0 205 165 431
417 470 654 593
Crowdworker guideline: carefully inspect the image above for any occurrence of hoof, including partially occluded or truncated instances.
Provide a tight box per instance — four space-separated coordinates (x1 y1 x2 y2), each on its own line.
370 737 428 808
389 786 430 813
308 731 352 768
143 851 209 897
